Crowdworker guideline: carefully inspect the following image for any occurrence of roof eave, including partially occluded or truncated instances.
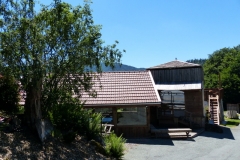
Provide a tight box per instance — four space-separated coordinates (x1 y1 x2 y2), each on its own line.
83 102 161 108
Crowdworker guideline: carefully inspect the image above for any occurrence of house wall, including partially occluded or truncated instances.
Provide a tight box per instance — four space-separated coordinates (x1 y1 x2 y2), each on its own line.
87 105 155 137
184 90 205 127
114 106 150 138
150 67 203 84
184 90 204 116
117 107 147 125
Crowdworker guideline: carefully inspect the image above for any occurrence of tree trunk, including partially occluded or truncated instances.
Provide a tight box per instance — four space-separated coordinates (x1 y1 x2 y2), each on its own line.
25 84 42 124
24 80 45 141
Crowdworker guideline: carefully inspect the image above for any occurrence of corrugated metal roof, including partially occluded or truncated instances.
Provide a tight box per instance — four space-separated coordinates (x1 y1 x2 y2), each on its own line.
81 71 161 106
155 83 202 90
147 60 201 69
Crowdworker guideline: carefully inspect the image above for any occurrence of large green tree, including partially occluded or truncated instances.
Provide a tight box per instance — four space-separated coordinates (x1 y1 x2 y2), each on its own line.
204 45 240 106
0 0 123 135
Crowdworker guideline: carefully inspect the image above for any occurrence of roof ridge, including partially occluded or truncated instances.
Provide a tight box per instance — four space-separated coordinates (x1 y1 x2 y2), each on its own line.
175 60 199 65
147 60 201 69
98 70 148 74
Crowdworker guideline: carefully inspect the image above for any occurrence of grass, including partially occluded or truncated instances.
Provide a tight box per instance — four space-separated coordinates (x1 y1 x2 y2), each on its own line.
223 111 240 127
224 117 240 127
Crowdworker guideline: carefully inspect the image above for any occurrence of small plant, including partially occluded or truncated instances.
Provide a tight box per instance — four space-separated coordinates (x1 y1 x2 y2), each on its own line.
51 129 63 139
104 133 126 159
86 112 102 140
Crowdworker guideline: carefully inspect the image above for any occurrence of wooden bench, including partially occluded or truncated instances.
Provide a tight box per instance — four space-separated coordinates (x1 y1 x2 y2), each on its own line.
151 128 192 138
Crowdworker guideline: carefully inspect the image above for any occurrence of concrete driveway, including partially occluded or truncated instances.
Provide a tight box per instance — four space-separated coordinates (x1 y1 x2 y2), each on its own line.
123 126 240 160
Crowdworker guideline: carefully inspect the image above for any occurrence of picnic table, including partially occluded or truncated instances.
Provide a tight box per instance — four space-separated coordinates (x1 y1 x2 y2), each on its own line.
102 124 114 135
150 125 192 138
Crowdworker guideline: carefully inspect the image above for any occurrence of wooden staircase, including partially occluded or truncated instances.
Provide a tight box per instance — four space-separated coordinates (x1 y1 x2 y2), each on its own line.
209 95 220 125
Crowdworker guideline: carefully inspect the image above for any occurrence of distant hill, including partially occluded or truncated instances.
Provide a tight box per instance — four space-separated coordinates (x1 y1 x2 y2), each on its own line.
101 63 146 71
85 63 146 72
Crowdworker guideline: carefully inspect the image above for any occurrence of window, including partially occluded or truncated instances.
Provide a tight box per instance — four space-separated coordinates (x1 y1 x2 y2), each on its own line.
94 108 112 124
117 107 147 125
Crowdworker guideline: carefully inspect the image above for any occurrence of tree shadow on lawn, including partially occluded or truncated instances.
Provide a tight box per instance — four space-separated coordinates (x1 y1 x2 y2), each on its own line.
226 121 239 127
198 126 235 140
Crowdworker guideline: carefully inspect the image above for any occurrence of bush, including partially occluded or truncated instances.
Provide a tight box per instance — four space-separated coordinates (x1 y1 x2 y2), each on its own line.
51 128 63 139
63 130 77 143
104 133 126 159
50 102 89 132
86 112 102 140
0 75 20 114
48 95 102 141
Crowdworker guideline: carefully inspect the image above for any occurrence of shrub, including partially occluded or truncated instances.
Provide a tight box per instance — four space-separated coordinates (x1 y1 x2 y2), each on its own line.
62 130 77 143
51 129 63 139
50 102 89 133
48 96 102 141
86 112 102 140
0 75 20 114
104 133 126 159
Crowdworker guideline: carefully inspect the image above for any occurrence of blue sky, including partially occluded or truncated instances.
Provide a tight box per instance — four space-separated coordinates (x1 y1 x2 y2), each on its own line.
40 0 240 68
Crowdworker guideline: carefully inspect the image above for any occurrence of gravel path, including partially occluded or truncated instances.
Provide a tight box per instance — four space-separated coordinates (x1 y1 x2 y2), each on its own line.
124 126 240 160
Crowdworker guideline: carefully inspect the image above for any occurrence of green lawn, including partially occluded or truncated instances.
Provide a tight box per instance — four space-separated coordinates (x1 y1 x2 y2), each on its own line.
224 117 240 127
222 111 240 127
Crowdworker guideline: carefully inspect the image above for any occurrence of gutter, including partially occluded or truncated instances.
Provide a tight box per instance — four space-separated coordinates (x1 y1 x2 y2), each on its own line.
83 102 161 108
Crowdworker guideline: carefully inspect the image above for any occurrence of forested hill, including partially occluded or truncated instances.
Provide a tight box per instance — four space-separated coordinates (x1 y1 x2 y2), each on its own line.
102 60 208 71
101 59 208 71
100 63 146 71
186 59 207 66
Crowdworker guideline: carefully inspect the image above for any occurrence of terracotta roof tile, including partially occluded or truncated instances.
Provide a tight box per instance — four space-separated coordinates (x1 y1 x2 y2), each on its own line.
18 71 160 106
81 71 160 106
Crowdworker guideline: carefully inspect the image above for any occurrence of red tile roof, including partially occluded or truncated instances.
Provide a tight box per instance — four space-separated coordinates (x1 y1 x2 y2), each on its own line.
18 71 161 107
80 71 160 106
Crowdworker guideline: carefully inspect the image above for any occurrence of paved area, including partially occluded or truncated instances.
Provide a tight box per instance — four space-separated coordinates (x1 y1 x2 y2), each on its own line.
123 126 240 160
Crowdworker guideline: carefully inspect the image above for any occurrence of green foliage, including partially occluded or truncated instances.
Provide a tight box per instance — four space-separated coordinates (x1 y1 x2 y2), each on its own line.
0 0 123 126
0 75 20 114
86 112 102 140
104 133 126 159
204 45 240 105
62 131 77 143
48 91 102 140
51 129 63 139
186 58 207 66
49 100 89 133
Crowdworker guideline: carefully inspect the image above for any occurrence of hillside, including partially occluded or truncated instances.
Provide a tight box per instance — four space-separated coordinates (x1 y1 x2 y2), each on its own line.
102 63 145 71
86 63 146 72
0 126 106 159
